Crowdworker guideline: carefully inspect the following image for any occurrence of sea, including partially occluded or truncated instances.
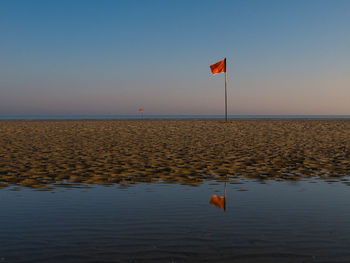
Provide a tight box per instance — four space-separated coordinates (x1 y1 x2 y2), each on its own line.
1 114 350 120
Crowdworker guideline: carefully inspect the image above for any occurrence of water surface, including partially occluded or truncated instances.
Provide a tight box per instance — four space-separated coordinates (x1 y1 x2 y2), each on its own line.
1 178 350 262
2 114 350 120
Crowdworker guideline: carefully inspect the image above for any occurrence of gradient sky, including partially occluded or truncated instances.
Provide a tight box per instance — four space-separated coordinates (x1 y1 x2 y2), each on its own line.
1 0 350 115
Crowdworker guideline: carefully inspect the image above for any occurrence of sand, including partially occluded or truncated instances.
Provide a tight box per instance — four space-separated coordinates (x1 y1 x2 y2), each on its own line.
0 120 350 188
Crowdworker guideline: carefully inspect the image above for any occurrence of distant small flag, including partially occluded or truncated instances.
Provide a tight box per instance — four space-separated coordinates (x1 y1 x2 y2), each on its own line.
210 58 226 75
139 108 143 112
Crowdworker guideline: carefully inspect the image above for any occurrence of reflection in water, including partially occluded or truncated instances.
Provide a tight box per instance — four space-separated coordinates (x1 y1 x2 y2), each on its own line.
209 182 226 211
2 180 350 262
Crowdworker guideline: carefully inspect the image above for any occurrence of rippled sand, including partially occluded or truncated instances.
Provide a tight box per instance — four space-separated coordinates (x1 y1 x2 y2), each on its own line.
1 120 350 188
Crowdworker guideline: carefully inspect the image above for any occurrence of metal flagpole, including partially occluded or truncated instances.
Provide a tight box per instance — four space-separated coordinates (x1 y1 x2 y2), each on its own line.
224 58 228 122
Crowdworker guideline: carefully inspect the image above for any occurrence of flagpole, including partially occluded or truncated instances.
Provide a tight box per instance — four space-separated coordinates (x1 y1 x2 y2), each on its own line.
224 59 228 122
210 58 228 121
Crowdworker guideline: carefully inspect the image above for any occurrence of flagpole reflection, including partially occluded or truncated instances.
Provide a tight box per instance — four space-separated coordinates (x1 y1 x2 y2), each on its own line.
209 182 227 211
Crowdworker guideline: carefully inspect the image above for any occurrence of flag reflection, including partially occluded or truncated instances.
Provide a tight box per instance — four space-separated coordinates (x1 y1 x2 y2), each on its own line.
209 182 227 211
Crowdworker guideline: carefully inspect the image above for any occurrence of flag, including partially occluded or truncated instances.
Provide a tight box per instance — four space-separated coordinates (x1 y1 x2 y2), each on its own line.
210 58 226 75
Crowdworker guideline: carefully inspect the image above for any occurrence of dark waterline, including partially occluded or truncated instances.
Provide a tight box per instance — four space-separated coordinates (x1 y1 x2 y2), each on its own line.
1 178 350 262
1 114 350 120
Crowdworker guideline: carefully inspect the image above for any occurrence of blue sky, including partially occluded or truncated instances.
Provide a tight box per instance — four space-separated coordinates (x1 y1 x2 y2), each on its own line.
1 0 350 115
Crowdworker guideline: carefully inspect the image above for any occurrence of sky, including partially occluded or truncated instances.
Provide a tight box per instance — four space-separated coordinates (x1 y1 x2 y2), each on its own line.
1 0 350 116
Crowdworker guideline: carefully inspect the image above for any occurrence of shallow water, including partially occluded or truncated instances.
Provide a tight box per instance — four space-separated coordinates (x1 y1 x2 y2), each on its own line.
1 178 350 262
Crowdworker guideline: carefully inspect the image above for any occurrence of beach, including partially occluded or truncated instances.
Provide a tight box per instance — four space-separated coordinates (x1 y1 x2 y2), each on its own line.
2 119 350 262
1 120 350 189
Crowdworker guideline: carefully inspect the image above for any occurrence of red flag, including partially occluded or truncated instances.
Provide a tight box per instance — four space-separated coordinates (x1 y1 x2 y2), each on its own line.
210 58 226 75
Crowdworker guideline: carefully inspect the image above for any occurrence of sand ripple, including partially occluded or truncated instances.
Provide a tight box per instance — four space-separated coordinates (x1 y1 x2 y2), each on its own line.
0 120 350 188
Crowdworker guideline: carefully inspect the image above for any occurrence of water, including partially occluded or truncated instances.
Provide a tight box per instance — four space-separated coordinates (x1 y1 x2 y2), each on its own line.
1 115 350 120
1 178 350 262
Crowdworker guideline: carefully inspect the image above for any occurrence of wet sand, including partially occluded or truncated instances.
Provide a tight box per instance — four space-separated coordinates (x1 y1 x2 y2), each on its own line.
0 120 350 188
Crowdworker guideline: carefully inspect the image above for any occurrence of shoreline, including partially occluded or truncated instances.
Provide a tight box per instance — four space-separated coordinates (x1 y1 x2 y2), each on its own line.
2 115 350 121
